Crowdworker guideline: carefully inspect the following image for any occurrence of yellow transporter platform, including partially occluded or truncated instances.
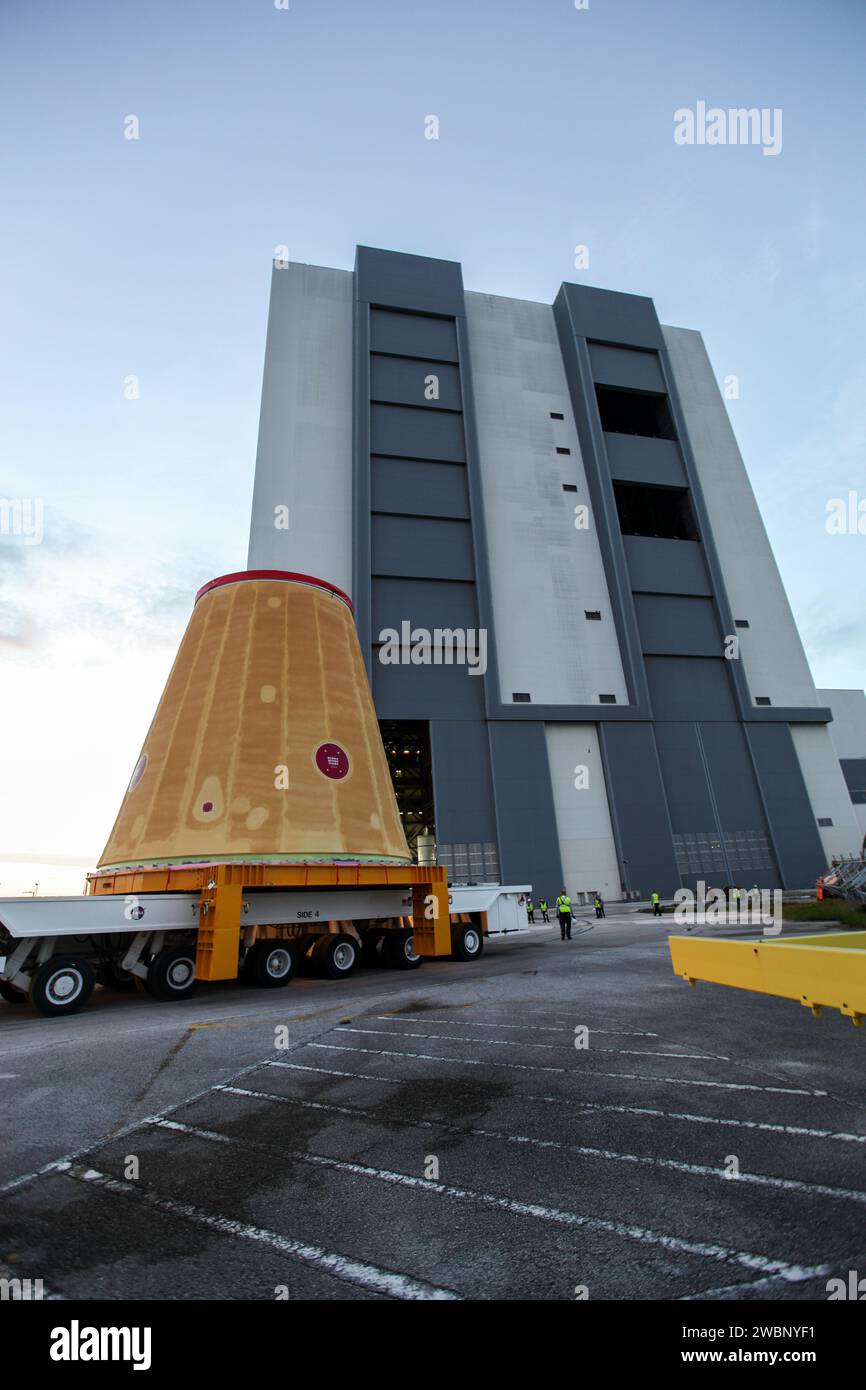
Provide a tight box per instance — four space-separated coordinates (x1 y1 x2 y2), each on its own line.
669 932 866 1027
88 861 452 979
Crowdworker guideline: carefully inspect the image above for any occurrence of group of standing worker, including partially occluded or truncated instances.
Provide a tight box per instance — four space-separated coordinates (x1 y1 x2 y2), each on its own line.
526 892 607 939
524 898 551 924
526 891 669 934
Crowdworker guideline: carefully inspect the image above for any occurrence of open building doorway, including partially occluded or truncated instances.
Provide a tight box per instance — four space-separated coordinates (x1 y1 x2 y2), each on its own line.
379 721 436 861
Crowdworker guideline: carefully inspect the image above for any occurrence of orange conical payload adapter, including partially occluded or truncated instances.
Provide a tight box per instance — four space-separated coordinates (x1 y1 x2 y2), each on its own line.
98 570 412 869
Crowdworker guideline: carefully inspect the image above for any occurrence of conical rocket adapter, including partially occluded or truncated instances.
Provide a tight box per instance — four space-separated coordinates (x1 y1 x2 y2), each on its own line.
98 570 412 869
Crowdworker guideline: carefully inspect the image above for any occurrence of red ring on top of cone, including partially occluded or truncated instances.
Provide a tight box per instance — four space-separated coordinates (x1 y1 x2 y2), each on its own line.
195 570 354 612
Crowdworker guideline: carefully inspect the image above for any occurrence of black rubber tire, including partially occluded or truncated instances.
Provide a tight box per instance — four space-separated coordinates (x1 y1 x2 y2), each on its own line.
29 956 95 1016
451 922 484 962
313 933 360 979
146 946 198 1001
359 928 386 967
96 962 137 992
0 978 27 1004
384 928 423 970
243 940 296 988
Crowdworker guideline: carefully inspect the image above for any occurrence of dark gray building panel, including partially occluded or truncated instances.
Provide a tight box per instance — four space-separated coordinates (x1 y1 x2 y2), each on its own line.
589 343 666 392
488 723 563 893
645 656 738 721
634 593 721 657
371 457 470 519
371 514 475 581
373 660 486 721
430 719 498 845
371 403 466 462
372 577 478 635
699 722 774 836
654 722 718 834
356 245 465 317
745 723 829 886
840 759 866 798
598 723 681 896
605 434 686 488
623 537 712 596
371 355 462 411
369 308 459 361
559 283 665 351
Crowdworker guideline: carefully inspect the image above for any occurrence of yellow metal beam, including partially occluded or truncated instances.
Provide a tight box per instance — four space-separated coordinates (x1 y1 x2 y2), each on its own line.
87 862 449 895
669 933 866 1026
411 879 453 958
195 883 244 981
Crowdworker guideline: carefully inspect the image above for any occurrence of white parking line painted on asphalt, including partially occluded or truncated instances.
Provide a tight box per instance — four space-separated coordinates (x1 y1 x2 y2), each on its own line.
308 1042 826 1096
64 1163 459 1301
215 1084 866 1207
144 1118 833 1285
348 1025 716 1060
266 1058 404 1085
376 1015 661 1038
263 1061 865 1145
678 1271 823 1301
539 1097 866 1145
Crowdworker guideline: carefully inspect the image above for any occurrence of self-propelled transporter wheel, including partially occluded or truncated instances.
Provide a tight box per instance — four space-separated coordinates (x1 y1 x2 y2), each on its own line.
145 945 198 1001
384 927 423 970
451 921 484 962
314 932 361 979
29 955 95 1016
242 940 296 988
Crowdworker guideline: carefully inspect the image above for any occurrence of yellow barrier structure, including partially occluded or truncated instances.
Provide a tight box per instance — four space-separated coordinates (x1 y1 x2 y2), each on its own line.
669 932 866 1027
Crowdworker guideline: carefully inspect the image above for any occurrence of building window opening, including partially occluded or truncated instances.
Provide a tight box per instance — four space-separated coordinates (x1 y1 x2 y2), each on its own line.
595 385 676 440
613 482 699 541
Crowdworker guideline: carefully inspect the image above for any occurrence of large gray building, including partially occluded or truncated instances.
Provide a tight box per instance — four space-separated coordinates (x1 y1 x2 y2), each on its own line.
247 245 863 900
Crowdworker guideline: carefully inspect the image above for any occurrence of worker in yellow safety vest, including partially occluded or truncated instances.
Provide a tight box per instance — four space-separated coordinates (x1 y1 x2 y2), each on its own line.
556 891 572 940
539 898 549 923
651 891 661 917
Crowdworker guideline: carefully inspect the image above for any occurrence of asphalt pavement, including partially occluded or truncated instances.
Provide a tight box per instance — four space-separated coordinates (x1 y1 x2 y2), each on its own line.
1 912 864 1301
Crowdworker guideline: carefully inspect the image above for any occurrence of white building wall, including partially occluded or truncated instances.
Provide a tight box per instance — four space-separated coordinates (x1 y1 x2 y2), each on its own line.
465 292 628 707
247 263 354 595
789 723 863 862
818 687 866 842
545 724 621 901
662 325 820 709
818 688 866 758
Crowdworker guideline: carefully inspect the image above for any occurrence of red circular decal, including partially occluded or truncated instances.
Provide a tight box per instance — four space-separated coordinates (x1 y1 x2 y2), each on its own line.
314 743 350 780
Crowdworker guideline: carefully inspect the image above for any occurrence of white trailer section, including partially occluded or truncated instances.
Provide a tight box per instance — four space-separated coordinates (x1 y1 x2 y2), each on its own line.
0 883 534 1016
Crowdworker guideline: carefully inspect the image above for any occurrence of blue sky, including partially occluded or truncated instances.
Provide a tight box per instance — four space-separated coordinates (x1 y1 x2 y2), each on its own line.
1 0 864 890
